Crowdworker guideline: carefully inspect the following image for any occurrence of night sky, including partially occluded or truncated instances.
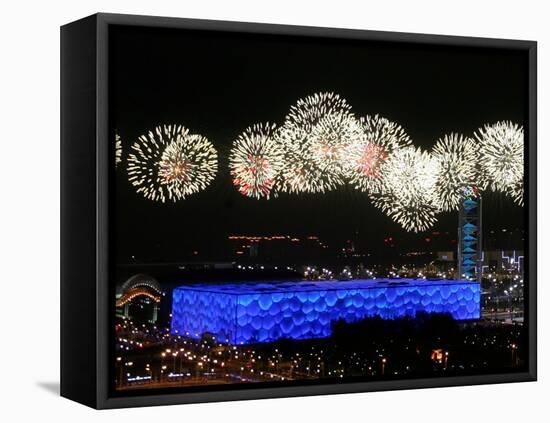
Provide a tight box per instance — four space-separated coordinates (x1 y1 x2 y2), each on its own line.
109 24 528 264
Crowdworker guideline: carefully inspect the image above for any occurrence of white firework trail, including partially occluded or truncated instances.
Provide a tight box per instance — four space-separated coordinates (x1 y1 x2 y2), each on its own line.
510 181 524 206
158 133 218 201
308 112 363 181
475 121 524 205
127 124 217 202
229 123 284 199
344 115 412 194
431 133 478 212
371 146 441 232
115 132 122 169
275 92 357 193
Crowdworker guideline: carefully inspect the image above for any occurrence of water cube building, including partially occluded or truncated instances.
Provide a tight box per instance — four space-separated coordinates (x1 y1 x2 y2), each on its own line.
171 279 480 344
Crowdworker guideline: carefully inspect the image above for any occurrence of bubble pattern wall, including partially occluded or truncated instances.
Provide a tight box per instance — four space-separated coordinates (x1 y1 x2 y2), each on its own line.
171 290 237 343
171 279 480 344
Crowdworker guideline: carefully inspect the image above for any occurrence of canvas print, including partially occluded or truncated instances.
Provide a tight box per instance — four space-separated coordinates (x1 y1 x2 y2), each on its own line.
110 25 529 395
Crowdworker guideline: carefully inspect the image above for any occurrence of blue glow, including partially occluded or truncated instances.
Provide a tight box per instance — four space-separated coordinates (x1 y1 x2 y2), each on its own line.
171 279 480 344
459 189 481 280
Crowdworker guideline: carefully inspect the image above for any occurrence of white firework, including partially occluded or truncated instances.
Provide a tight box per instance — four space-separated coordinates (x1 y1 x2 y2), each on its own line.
308 112 363 180
510 181 524 206
475 121 524 205
344 115 412 194
127 125 217 202
285 92 353 130
275 92 357 193
128 125 176 202
371 146 440 232
229 123 284 199
158 134 218 201
115 132 122 169
431 133 478 212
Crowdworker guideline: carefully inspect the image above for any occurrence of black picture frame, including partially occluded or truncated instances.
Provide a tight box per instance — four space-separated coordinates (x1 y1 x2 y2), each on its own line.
60 12 537 409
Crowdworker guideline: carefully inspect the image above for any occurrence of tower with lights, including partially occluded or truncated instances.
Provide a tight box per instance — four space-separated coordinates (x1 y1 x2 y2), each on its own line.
458 187 482 282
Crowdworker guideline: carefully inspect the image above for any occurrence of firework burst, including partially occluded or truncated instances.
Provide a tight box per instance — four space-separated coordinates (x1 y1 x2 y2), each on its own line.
308 112 363 178
371 147 440 232
229 123 284 199
158 133 218 201
475 121 524 205
115 132 122 168
275 92 357 193
431 133 478 212
127 125 217 202
344 115 412 194
285 92 353 130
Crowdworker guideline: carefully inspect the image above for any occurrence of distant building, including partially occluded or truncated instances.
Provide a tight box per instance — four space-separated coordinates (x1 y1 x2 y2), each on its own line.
227 234 328 263
436 251 455 262
171 279 480 344
481 250 524 273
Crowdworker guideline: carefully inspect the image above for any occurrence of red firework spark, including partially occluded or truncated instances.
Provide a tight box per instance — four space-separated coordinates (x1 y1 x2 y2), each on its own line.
357 143 388 178
232 154 274 197
159 158 191 184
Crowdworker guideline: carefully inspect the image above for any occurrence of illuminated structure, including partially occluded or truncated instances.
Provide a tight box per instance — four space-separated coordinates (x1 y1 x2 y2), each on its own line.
115 132 122 168
171 279 480 344
458 188 482 281
116 274 162 323
481 250 524 274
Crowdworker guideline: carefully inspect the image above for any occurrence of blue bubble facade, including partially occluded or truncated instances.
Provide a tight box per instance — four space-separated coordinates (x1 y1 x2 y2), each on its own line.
171 279 480 344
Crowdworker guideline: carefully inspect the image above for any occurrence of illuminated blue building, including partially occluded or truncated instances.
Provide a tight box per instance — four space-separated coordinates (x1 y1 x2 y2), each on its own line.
171 279 480 344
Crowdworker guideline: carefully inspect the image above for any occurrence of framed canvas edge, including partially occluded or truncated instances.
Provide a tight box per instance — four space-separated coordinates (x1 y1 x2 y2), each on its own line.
97 372 536 410
92 12 537 409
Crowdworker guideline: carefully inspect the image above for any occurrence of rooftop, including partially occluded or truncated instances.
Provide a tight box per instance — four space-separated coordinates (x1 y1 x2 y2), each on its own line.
174 278 478 295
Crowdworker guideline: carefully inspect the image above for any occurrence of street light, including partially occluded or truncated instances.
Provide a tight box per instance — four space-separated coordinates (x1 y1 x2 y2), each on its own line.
511 344 518 366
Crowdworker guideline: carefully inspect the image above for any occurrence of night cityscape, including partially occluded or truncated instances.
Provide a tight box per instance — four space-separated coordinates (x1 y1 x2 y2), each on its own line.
109 25 528 394
113 229 526 391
